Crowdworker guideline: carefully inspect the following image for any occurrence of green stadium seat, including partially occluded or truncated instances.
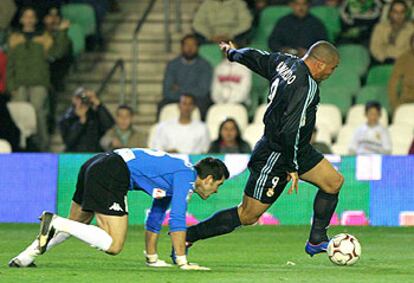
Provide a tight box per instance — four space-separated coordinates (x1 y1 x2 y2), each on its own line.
67 23 85 56
356 85 390 112
322 66 361 96
366 65 394 87
338 44 370 77
199 44 223 67
319 85 353 116
61 4 96 36
250 6 291 50
310 6 341 42
248 73 269 117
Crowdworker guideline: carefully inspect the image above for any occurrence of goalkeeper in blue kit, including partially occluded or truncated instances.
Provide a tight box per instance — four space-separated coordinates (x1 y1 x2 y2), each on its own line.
10 148 229 270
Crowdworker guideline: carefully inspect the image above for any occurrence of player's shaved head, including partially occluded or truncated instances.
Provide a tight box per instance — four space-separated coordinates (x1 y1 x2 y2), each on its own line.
306 41 339 64
303 41 339 82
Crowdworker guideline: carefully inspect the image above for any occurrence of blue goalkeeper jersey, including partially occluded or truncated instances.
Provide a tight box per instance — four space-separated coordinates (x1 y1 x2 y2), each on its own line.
114 148 197 233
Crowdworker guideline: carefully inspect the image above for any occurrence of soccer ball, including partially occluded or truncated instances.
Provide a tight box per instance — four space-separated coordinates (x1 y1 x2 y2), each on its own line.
327 233 361 266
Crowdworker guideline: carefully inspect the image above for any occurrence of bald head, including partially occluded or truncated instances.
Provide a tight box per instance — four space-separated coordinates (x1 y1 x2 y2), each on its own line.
304 41 339 82
306 41 339 64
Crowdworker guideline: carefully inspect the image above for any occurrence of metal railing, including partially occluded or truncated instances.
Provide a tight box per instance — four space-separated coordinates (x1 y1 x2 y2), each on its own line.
131 0 157 111
96 59 126 105
163 0 182 53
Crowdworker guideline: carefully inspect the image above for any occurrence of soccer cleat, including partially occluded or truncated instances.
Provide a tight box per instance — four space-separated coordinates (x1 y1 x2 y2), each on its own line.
38 211 56 254
305 241 329 257
8 258 37 268
170 242 193 265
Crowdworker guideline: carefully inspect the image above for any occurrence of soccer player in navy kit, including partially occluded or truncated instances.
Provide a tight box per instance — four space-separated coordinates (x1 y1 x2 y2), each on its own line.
178 41 343 258
9 148 229 270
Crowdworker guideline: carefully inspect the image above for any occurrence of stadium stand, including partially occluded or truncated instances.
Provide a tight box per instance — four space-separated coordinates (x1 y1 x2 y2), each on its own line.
0 139 12 153
346 104 389 127
243 123 264 148
388 124 414 155
366 65 394 87
7 102 37 149
315 104 342 138
331 125 356 155
159 103 201 122
337 44 370 77
67 23 85 56
393 103 414 128
206 103 248 140
61 4 96 37
199 44 223 67
310 6 341 42
356 86 390 112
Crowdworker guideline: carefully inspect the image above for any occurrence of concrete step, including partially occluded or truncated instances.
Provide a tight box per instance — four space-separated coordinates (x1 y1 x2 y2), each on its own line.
106 40 181 54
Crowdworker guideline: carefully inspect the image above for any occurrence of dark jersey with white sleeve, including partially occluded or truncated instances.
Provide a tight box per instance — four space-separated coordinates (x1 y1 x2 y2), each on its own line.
227 48 319 173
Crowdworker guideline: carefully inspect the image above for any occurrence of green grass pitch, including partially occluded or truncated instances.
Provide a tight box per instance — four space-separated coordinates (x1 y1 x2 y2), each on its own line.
1 224 413 283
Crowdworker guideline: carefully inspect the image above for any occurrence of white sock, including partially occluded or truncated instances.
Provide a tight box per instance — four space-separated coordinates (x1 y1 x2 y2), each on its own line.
52 216 113 251
46 231 70 251
13 239 40 266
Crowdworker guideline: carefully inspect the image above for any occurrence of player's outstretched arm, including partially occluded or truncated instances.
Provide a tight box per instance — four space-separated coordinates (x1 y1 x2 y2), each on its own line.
219 41 277 80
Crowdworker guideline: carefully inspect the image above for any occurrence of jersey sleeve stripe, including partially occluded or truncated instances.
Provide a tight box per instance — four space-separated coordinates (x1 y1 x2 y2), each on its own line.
292 76 317 170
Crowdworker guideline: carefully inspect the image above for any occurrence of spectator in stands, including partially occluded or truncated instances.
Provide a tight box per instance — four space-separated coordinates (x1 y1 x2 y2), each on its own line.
0 49 6 95
59 87 114 152
349 101 392 155
7 7 70 151
268 0 327 56
0 0 16 48
193 0 253 45
370 0 414 64
311 127 332 154
151 94 210 154
0 95 21 152
211 49 252 104
160 34 212 119
208 118 251 154
100 105 145 150
388 34 414 111
339 0 382 45
44 7 72 92
409 137 414 154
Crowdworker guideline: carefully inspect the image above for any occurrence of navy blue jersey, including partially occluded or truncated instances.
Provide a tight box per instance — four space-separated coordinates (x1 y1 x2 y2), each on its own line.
228 48 319 172
114 148 197 232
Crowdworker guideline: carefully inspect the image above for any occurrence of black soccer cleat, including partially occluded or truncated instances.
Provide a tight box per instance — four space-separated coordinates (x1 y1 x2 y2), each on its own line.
8 258 37 268
38 211 56 254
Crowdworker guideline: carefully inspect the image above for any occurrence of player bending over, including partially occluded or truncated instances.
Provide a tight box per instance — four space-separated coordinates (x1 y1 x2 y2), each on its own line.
172 41 343 262
10 148 229 270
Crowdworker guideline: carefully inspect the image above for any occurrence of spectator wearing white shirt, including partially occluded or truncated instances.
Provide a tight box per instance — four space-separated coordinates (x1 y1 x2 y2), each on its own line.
349 101 392 155
211 56 252 104
151 94 210 154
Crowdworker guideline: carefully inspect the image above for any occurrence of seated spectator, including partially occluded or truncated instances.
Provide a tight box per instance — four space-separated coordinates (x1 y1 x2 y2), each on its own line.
388 34 414 111
193 0 253 45
268 0 327 56
100 105 146 150
380 0 413 22
349 101 392 155
409 137 414 154
7 7 70 151
370 0 414 64
340 0 382 44
311 127 332 154
0 49 6 95
208 118 251 153
211 51 252 104
151 94 210 154
0 0 16 48
0 95 21 152
159 34 212 119
59 88 114 152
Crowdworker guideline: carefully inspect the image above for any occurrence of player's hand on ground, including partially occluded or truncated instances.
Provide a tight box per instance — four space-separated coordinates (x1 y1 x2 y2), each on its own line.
219 41 236 53
287 172 299 195
146 259 172 268
179 263 210 271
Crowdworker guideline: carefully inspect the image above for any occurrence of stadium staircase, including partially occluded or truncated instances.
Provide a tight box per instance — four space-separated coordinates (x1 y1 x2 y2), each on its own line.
51 0 201 152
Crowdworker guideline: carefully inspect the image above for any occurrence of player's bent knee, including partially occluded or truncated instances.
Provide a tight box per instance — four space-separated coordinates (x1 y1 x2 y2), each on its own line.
106 243 123 255
325 173 344 194
239 212 260 226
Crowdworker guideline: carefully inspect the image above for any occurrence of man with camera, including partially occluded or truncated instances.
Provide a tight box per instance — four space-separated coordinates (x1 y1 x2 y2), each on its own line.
59 87 114 152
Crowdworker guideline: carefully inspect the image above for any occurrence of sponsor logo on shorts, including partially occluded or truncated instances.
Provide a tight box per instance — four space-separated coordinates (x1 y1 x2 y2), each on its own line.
266 187 274 197
109 202 124 212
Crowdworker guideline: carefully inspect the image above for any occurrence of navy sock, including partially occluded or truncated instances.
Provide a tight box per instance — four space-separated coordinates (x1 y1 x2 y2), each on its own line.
186 207 241 243
309 190 338 244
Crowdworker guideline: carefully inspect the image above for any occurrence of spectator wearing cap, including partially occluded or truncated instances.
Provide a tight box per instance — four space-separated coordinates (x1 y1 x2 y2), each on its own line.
59 88 114 152
349 101 392 155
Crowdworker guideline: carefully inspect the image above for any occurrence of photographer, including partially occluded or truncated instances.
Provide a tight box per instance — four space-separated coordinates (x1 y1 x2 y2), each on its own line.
59 87 114 152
